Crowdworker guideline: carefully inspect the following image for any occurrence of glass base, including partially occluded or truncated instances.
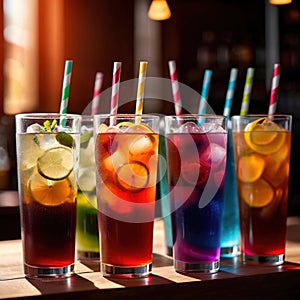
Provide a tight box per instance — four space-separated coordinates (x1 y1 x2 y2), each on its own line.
77 250 100 261
174 259 220 274
101 263 152 278
221 245 240 258
242 253 285 266
24 263 74 278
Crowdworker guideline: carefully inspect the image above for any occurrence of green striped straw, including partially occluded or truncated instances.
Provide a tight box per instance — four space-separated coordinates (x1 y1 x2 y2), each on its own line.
59 60 73 126
240 67 255 115
223 68 238 118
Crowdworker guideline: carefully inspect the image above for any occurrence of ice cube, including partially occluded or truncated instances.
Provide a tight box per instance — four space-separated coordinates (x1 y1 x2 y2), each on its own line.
199 123 226 133
38 134 58 150
78 168 96 192
179 122 201 133
130 135 153 155
201 143 226 166
26 123 43 133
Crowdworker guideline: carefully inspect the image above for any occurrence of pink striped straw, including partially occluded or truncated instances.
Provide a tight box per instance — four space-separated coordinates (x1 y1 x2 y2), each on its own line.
168 60 182 116
268 63 280 116
91 72 104 115
110 62 122 115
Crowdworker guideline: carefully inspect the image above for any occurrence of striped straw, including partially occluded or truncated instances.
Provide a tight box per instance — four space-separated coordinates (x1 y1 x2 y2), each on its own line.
240 68 255 116
223 68 238 117
198 69 213 114
91 72 104 115
168 60 182 116
59 60 73 126
135 61 148 116
110 62 122 115
268 63 280 116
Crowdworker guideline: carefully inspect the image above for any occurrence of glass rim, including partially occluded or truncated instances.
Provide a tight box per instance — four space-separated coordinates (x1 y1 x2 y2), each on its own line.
15 113 82 119
93 113 160 119
165 114 226 119
231 114 292 119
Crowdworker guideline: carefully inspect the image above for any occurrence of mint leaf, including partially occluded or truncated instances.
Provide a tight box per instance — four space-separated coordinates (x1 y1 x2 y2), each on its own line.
80 130 93 148
56 132 74 148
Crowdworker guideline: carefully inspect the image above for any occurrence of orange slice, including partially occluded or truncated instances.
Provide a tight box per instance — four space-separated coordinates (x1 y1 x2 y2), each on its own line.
237 154 265 183
244 117 285 155
116 162 149 192
240 178 274 207
29 172 74 206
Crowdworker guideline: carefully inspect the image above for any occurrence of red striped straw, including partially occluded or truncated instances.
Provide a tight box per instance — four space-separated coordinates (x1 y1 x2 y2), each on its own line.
91 72 104 115
110 62 122 115
268 63 280 116
168 60 182 116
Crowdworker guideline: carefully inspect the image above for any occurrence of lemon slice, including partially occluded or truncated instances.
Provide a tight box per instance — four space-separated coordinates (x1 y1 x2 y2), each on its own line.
116 161 149 192
116 121 135 129
240 178 274 207
37 146 74 180
237 154 265 183
29 172 73 206
98 124 108 133
244 118 285 155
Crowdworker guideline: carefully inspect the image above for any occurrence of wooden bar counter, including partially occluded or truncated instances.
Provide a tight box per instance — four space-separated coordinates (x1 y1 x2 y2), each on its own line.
1 216 300 300
0 190 300 300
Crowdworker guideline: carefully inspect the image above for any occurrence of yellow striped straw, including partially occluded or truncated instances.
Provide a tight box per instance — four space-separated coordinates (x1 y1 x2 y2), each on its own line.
240 67 255 115
135 61 148 118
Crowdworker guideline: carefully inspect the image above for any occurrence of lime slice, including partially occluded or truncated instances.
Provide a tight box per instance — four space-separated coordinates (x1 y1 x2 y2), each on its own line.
115 162 149 192
29 172 74 206
244 118 285 155
37 146 74 180
237 154 265 183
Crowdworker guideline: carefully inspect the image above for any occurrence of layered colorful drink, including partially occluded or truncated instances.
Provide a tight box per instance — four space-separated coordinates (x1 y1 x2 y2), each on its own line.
232 115 292 265
15 113 81 278
94 114 159 278
165 115 227 273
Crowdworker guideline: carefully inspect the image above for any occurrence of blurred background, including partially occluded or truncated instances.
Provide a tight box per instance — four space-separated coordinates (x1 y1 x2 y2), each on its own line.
0 0 300 224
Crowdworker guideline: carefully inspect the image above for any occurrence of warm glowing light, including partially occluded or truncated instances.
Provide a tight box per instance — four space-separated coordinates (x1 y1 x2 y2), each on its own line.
148 0 171 21
269 0 292 4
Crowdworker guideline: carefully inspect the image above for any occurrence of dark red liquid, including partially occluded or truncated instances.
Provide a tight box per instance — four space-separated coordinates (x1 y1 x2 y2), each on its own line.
99 212 153 266
22 201 76 267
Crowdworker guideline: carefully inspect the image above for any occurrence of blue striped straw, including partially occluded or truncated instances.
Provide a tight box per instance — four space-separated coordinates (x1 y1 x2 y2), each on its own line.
198 69 213 114
223 68 238 118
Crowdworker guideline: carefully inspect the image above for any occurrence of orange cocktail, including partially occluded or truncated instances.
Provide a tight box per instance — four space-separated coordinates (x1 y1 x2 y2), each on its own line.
232 115 292 265
94 114 159 278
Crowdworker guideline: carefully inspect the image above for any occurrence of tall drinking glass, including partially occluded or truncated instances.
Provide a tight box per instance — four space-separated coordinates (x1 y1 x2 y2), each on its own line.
15 113 81 278
232 115 292 265
157 118 173 256
165 115 227 273
76 116 99 260
94 114 159 278
221 120 240 258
